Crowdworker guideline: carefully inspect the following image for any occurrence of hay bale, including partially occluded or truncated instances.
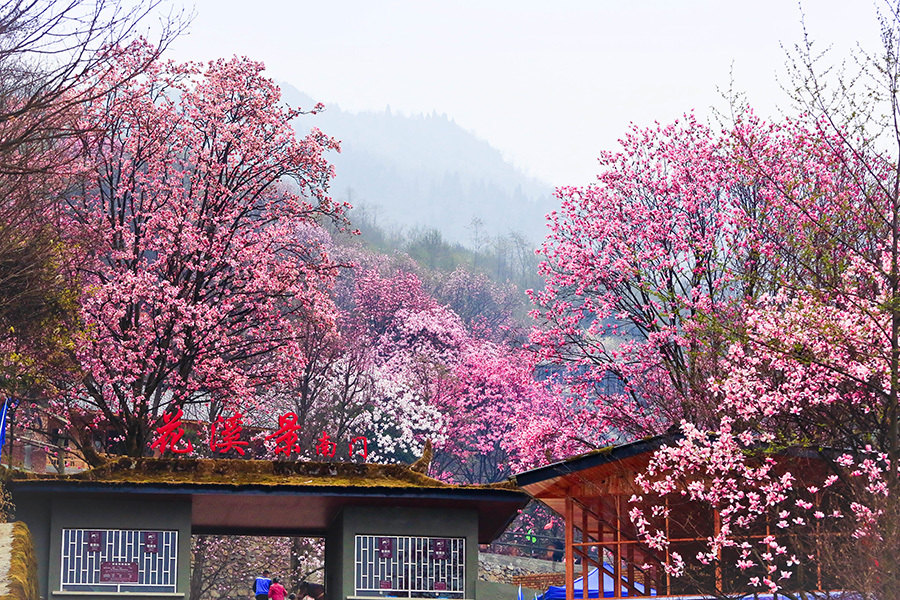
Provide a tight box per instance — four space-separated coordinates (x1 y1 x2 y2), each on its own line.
0 522 38 600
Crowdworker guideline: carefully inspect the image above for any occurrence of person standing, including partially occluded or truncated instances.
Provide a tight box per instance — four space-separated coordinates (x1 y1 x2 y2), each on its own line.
268 577 287 600
253 570 272 600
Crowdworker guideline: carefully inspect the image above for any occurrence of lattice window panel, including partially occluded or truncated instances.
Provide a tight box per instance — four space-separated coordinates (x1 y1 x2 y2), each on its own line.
60 528 178 593
355 535 465 598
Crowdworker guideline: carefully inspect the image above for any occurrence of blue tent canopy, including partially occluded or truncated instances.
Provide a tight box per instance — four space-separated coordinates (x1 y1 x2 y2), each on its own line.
538 566 656 599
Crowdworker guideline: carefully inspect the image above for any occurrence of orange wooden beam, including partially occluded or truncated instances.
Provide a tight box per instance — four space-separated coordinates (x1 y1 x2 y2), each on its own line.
566 495 574 600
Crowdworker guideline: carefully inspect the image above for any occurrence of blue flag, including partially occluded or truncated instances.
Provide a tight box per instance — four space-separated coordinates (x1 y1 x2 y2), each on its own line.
0 398 9 455
518 584 524 600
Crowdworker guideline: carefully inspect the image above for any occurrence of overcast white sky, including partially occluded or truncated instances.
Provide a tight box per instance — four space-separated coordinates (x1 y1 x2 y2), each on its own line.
163 1 883 186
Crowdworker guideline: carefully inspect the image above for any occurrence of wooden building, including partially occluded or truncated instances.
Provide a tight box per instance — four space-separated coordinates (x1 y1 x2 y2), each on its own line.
514 436 837 599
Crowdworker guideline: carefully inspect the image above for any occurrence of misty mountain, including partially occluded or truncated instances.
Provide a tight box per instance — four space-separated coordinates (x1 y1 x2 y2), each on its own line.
280 83 556 247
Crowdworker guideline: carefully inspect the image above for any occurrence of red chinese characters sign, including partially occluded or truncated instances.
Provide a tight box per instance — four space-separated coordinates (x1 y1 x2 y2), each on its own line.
265 413 303 456
349 436 368 459
149 409 370 461
210 413 248 455
149 408 192 455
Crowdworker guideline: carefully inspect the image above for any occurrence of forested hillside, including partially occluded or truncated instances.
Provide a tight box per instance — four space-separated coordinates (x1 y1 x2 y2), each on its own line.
280 84 555 246
334 206 545 300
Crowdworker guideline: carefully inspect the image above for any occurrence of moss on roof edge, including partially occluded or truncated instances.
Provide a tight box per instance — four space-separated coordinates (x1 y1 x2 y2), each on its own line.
4 458 520 492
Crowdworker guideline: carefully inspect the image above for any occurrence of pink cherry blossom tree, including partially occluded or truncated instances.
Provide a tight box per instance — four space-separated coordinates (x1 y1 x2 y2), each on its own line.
344 264 462 463
428 267 523 342
191 534 323 600
58 42 346 462
431 340 575 483
633 107 900 596
351 264 571 476
537 110 900 594
589 12 900 594
529 113 767 447
0 0 185 399
274 248 566 477
528 6 900 592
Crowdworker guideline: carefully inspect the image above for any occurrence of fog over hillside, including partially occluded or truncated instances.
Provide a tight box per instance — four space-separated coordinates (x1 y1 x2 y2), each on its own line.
281 83 556 246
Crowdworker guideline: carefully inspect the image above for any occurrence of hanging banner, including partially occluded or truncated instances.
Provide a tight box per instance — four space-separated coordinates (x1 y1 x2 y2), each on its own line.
431 538 449 560
378 537 393 558
86 531 103 553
